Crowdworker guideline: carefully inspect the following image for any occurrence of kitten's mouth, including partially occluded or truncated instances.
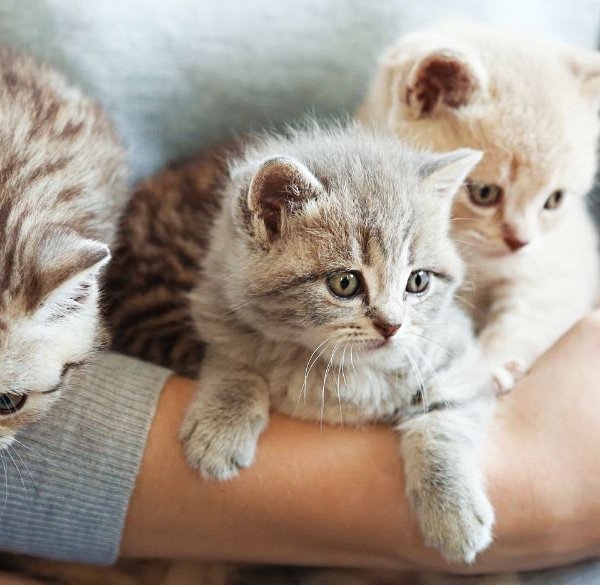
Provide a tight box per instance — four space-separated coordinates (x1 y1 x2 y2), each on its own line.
354 338 388 351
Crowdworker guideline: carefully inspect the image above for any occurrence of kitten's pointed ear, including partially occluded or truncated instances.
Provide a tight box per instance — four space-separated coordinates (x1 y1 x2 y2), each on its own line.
33 230 110 322
422 148 482 200
563 48 600 102
247 156 325 242
373 35 488 120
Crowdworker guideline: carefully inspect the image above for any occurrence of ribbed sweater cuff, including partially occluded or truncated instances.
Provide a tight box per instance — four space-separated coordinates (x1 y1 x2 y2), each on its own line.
0 352 172 564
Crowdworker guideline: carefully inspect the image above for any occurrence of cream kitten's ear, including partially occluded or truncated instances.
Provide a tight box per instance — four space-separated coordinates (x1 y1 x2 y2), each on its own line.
563 48 600 102
374 35 488 120
247 156 324 241
422 148 483 200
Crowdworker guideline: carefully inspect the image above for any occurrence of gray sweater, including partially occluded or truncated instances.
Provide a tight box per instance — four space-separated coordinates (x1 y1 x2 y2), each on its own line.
0 353 171 564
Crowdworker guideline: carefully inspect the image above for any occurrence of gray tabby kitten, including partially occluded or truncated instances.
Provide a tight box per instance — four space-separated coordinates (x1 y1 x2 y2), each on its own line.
182 123 496 563
0 47 127 448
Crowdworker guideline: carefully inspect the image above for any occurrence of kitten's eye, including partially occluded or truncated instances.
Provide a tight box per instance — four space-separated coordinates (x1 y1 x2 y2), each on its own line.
406 270 430 294
327 271 361 298
0 393 26 415
467 183 502 207
544 190 564 210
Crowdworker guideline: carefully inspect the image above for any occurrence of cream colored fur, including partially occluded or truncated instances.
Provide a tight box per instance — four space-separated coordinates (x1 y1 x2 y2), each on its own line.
359 21 600 390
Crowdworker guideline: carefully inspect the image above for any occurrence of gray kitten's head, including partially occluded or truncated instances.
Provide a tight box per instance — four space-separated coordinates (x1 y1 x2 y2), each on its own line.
0 222 109 449
216 124 480 366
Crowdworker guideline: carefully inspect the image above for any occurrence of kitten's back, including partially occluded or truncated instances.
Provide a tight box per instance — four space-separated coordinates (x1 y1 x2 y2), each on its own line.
104 141 240 377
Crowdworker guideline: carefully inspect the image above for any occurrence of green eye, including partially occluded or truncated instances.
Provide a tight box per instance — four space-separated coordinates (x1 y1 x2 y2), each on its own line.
406 270 430 294
0 393 26 415
544 190 564 210
467 183 502 206
327 271 361 298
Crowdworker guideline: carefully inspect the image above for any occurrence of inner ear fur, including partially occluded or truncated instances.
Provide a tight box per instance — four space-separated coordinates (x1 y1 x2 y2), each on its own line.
386 41 488 119
247 156 324 241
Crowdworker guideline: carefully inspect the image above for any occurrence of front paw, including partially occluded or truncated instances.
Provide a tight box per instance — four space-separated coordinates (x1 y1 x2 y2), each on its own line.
180 401 268 481
409 477 494 563
491 359 525 394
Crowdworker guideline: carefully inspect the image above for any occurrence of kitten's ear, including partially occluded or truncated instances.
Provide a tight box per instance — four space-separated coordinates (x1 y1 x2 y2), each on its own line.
33 230 110 322
376 36 488 119
422 148 483 200
563 48 600 102
247 156 325 241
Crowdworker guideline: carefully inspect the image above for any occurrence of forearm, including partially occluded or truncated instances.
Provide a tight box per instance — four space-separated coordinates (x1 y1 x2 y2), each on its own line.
121 377 419 569
121 312 600 573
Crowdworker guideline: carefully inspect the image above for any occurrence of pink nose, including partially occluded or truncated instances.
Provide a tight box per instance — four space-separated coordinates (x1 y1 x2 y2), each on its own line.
504 235 529 252
374 321 401 339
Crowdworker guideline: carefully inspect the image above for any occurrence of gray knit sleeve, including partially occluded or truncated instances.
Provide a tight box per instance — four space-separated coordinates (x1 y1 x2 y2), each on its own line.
0 352 172 564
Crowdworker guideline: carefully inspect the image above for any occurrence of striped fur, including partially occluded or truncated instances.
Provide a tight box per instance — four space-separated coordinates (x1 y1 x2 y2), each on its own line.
103 141 239 377
0 46 127 446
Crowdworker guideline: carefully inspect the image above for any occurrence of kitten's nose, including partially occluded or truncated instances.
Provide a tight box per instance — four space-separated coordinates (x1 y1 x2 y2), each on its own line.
374 321 401 339
503 235 529 252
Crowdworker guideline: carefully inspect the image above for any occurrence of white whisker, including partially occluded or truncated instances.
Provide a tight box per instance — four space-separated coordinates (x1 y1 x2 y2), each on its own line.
293 337 332 417
409 343 440 391
320 340 341 429
5 446 27 502
218 301 250 318
0 451 8 522
407 332 454 359
12 438 61 471
454 293 480 313
10 445 38 496
349 344 357 374
336 343 348 426
403 346 428 413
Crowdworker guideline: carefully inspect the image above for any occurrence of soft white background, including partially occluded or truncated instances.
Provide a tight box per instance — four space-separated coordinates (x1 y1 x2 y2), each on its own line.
0 0 597 181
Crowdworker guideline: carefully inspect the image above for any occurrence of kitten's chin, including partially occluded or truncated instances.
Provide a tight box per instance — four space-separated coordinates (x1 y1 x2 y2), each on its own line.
346 338 398 365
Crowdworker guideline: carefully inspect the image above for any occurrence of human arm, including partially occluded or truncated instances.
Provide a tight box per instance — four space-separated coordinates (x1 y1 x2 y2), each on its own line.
120 310 600 574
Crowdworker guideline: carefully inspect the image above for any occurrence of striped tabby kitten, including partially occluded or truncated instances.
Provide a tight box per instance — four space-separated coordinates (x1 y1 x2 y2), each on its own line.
0 47 127 447
179 122 495 562
104 142 233 377
359 22 600 392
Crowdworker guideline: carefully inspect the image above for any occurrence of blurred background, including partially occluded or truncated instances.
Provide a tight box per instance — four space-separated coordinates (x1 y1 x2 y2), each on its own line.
0 0 597 182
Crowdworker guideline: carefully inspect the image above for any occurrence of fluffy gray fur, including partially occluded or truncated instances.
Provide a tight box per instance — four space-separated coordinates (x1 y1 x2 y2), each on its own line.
183 122 495 563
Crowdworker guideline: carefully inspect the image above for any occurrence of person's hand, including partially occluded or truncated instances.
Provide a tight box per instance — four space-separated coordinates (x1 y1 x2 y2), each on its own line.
471 309 600 573
122 310 600 574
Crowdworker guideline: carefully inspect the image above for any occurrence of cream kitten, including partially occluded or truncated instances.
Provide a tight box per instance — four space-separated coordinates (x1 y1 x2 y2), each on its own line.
359 22 600 391
182 122 496 562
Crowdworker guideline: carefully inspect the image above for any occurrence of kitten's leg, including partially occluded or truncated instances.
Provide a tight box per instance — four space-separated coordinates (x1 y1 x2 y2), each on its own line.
480 272 588 393
480 295 551 394
400 396 495 563
180 347 269 481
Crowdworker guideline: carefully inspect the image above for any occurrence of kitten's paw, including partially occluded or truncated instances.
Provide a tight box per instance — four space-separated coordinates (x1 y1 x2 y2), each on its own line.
410 478 494 563
491 359 525 394
180 403 267 481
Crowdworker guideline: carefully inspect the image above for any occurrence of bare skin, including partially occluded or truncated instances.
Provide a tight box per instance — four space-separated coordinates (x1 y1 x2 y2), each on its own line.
0 573 46 585
121 311 600 574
